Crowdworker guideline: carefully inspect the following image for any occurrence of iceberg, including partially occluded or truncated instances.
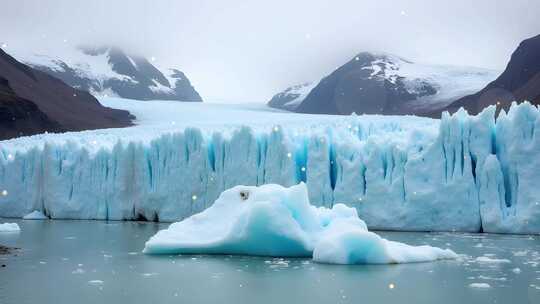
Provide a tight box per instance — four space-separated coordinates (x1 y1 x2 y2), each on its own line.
144 183 457 264
0 98 539 234
0 223 20 233
23 210 48 220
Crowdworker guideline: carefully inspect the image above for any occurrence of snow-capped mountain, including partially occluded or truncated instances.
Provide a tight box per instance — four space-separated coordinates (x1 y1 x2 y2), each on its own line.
267 82 317 111
14 46 202 102
0 48 133 140
443 34 540 115
272 52 499 115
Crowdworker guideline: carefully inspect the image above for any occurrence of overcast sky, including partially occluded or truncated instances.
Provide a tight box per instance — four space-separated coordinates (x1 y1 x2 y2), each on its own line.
1 0 539 102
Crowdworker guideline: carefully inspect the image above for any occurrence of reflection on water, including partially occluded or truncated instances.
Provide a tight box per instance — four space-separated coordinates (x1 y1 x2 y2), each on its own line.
1 220 539 304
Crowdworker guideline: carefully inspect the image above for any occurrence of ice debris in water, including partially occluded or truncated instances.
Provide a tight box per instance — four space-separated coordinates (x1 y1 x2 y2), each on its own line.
469 283 491 289
475 256 511 264
144 183 457 265
72 268 85 274
0 223 20 232
23 210 48 220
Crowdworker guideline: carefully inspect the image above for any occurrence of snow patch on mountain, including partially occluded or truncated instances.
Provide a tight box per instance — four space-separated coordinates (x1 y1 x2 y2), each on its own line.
11 46 202 102
16 49 133 85
268 82 318 111
360 53 500 110
284 52 499 115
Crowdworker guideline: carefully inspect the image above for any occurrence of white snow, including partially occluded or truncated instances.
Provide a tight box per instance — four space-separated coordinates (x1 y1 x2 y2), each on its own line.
23 210 48 220
0 223 20 232
144 183 457 264
360 53 499 110
0 98 539 234
15 47 134 85
159 68 183 90
149 79 174 94
273 82 319 110
126 55 139 70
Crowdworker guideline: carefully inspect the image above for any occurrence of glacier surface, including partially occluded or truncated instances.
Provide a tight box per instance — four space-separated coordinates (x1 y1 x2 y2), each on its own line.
0 98 539 234
144 183 457 264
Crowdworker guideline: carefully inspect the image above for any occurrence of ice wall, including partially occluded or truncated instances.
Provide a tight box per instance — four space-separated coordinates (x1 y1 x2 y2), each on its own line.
1 103 539 234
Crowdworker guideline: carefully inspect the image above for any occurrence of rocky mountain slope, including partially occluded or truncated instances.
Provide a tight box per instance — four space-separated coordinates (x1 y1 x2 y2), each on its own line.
270 52 498 115
442 34 540 115
0 48 133 140
267 82 317 111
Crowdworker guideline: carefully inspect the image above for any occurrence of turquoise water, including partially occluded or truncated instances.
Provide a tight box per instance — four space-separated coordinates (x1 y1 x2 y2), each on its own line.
1 220 539 304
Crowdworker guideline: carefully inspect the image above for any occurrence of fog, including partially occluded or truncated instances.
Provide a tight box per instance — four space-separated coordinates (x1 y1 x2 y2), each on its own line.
1 0 539 102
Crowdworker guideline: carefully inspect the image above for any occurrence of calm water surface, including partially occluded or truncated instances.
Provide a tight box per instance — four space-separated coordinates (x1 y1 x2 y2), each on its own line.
1 220 540 304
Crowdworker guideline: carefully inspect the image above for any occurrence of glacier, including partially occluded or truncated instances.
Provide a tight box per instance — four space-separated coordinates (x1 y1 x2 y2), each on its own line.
144 183 457 264
0 98 539 234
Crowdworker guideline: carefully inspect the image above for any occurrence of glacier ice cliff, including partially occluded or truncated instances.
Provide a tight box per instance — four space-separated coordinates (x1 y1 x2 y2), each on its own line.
0 102 539 234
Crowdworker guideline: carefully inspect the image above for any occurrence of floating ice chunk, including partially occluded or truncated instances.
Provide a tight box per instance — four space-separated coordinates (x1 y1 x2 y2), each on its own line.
72 268 85 274
23 210 48 220
469 283 491 289
144 183 457 264
313 217 456 264
0 223 20 232
475 256 511 264
477 275 507 281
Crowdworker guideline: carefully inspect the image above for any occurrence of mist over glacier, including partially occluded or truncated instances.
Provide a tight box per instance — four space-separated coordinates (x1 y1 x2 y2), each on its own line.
0 98 539 234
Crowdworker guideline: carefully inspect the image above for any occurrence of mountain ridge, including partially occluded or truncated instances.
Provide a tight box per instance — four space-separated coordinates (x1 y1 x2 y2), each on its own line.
13 46 203 102
441 34 540 115
269 52 499 116
0 48 133 140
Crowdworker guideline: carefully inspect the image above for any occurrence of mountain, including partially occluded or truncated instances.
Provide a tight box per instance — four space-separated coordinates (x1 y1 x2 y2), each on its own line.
0 48 133 140
442 34 540 115
14 46 202 102
268 82 317 111
280 52 498 115
0 76 63 139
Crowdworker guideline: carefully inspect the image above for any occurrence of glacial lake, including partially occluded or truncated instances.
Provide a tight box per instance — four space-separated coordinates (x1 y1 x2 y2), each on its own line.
1 220 539 304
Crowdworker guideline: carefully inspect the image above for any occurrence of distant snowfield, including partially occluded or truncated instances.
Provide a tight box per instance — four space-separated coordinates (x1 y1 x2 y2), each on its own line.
1 97 438 154
1 98 539 235
101 97 434 129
